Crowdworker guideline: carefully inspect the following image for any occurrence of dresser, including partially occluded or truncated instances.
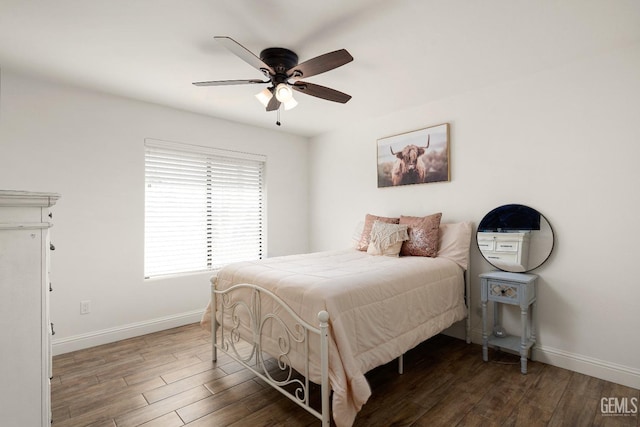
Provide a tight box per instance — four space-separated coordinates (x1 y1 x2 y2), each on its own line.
477 231 531 272
0 190 60 426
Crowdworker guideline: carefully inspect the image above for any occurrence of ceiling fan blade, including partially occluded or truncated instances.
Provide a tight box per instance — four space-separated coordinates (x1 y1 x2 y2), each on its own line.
291 81 352 103
214 36 275 76
266 94 281 111
287 49 353 79
192 79 267 87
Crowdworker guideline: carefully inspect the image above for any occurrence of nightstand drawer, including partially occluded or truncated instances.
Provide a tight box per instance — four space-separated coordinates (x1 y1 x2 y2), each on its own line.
481 273 536 307
489 282 519 302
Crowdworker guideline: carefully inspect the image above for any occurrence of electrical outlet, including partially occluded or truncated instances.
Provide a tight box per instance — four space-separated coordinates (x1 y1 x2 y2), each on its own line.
80 300 91 315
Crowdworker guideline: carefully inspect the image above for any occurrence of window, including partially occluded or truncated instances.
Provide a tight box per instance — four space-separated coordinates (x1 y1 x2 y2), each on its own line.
144 139 265 278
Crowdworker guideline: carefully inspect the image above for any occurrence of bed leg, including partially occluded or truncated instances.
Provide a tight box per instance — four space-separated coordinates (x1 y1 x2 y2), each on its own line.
465 268 471 344
318 310 330 427
398 354 404 374
211 277 217 362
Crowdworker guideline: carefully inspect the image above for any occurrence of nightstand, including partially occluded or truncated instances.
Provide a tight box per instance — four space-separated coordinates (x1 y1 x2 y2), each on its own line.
480 271 537 374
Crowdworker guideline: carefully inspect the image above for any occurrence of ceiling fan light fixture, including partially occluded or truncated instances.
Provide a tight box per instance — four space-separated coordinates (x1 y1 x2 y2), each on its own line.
255 87 273 107
275 83 294 102
283 98 298 110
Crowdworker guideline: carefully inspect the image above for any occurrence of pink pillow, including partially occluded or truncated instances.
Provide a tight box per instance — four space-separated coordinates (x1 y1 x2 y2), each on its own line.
399 213 442 257
356 214 399 251
438 222 473 269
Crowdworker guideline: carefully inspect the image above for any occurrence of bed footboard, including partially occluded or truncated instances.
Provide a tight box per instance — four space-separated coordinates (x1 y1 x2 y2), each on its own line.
211 277 330 426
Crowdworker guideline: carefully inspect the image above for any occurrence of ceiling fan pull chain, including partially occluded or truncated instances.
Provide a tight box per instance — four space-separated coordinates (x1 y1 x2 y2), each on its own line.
276 107 281 126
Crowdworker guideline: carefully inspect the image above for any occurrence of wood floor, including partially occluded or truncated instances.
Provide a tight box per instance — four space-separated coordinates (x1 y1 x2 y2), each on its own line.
52 323 639 427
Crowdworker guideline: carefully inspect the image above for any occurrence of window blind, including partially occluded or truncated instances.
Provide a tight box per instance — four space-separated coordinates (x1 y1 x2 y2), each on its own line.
144 139 265 278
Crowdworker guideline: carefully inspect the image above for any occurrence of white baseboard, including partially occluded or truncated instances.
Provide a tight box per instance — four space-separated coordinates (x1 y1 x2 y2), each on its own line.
52 309 205 356
469 327 640 389
534 345 640 390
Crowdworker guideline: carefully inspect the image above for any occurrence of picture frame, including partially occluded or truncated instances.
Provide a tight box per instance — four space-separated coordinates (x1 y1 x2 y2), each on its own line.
376 123 450 188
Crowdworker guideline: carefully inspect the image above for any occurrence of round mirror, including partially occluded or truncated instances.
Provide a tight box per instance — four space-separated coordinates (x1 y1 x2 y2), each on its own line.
477 204 554 272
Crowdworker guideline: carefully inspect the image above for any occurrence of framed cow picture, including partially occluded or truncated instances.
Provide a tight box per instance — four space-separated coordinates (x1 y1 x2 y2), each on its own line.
376 123 450 188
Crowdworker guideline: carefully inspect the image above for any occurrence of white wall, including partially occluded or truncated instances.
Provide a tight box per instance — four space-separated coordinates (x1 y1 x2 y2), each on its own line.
0 69 309 354
308 43 640 388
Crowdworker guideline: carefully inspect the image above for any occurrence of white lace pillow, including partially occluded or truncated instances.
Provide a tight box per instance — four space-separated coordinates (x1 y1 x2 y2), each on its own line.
367 221 409 256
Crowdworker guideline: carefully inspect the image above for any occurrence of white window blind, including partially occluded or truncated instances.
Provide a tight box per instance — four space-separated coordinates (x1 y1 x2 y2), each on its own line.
144 139 265 278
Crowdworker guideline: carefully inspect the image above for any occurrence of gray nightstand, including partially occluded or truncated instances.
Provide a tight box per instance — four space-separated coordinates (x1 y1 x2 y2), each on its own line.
480 271 537 374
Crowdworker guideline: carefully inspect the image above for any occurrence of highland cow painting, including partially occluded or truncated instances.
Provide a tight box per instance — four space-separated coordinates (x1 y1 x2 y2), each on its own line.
377 123 450 188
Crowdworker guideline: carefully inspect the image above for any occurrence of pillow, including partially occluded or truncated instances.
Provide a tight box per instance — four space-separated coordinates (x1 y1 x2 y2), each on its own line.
356 214 399 251
399 213 442 257
351 221 365 248
438 221 473 270
367 221 409 256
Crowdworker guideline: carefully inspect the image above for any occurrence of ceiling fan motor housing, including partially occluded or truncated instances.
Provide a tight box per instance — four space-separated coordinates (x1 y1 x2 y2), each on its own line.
260 48 299 80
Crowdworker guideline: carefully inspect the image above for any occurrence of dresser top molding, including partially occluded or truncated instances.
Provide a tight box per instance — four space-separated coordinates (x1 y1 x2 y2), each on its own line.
0 190 61 207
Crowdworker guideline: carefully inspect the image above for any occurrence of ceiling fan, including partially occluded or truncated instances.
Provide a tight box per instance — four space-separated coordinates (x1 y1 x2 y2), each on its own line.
193 36 353 114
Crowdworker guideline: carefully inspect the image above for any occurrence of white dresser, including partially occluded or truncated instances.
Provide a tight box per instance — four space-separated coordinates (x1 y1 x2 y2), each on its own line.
0 190 60 426
477 231 531 272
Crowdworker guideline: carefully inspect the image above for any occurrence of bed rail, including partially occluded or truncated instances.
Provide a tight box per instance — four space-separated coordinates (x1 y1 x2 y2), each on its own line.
211 278 330 426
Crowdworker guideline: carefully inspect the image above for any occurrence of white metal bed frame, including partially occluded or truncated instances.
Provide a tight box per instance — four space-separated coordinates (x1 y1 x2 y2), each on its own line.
210 265 471 426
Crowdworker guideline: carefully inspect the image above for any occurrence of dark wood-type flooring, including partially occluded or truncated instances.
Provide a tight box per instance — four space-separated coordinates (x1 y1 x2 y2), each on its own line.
52 323 639 427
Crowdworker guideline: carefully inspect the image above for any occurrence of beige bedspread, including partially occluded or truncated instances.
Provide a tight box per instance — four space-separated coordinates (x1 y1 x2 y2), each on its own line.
201 249 467 427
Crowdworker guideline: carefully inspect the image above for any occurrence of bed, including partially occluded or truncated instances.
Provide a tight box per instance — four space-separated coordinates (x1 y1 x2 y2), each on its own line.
201 217 473 427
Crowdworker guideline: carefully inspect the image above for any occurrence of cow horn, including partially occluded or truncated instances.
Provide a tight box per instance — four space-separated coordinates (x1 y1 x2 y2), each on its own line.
390 146 397 155
422 135 430 150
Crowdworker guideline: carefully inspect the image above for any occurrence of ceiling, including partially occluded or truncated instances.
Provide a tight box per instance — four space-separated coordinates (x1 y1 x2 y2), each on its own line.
1 1 639 137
